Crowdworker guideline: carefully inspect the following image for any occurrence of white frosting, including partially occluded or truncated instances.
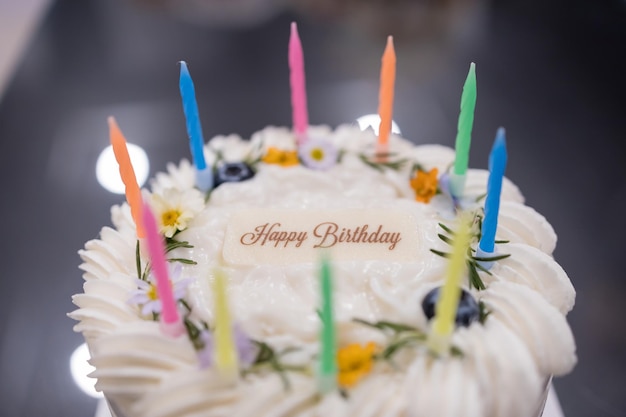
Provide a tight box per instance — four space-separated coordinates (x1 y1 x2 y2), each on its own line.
70 125 576 417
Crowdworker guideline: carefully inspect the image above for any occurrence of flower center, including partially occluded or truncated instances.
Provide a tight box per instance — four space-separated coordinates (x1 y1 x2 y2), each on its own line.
310 148 325 162
147 284 159 301
162 209 181 227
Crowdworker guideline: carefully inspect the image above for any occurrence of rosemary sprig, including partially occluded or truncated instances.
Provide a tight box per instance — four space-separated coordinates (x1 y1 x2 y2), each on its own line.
352 318 430 363
136 238 197 280
431 215 511 290
353 318 417 334
378 333 426 361
243 340 307 390
358 154 408 172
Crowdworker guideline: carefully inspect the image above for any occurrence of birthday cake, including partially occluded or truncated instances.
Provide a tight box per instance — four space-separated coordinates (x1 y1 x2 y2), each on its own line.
70 24 575 417
70 119 576 417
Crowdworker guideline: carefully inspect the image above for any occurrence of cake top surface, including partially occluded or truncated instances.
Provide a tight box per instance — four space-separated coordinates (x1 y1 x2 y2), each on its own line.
71 123 576 417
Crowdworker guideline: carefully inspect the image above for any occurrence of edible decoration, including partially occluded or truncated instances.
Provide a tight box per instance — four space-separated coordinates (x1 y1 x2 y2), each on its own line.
377 36 396 156
214 162 256 187
450 62 477 199
223 208 419 265
318 253 337 395
298 137 338 170
427 214 471 355
410 167 439 203
431 215 511 291
478 127 507 266
108 116 145 238
262 147 299 166
422 287 480 327
289 22 309 143
128 264 190 317
179 61 212 191
148 188 205 238
337 342 377 388
141 202 185 337
212 268 239 382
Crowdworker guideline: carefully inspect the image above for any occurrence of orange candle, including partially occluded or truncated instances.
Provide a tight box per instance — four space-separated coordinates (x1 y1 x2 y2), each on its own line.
108 116 145 238
377 36 396 155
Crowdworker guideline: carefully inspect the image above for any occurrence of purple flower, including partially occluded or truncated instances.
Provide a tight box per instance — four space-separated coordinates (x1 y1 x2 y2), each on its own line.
197 330 213 369
298 138 338 170
233 324 258 366
195 324 258 369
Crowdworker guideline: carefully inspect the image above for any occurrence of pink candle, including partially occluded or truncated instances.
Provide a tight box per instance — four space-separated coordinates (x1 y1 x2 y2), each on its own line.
289 22 309 142
142 203 185 337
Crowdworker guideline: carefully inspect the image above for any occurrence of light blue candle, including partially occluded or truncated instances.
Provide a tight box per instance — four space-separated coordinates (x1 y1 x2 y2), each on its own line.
479 127 507 255
179 61 207 171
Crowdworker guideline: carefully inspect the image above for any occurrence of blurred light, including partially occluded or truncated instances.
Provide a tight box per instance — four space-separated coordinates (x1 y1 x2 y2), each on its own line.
70 343 103 398
356 114 401 135
96 143 149 194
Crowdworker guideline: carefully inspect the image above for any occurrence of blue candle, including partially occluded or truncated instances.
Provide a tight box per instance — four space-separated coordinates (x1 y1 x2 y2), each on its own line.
179 61 207 171
479 128 507 255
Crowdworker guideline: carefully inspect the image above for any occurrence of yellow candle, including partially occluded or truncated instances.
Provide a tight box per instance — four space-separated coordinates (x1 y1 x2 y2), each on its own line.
428 214 471 355
377 36 396 155
213 269 239 381
108 117 145 238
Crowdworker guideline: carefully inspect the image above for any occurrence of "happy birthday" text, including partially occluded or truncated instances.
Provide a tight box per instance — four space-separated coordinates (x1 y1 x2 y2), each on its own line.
239 222 402 250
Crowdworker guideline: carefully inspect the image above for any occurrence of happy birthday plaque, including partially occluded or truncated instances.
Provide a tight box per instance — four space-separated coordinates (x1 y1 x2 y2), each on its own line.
223 208 420 265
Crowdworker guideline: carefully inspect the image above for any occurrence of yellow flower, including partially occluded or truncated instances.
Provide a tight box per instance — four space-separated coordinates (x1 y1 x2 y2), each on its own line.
410 168 439 203
262 147 299 167
337 342 377 388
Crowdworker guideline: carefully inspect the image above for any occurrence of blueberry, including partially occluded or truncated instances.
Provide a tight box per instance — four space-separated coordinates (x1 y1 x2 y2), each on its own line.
422 287 480 327
214 162 255 187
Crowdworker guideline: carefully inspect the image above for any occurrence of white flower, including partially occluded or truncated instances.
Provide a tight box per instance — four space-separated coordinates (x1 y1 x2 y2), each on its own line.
148 187 205 238
250 126 297 155
206 134 253 164
128 264 192 317
298 138 338 170
151 159 196 194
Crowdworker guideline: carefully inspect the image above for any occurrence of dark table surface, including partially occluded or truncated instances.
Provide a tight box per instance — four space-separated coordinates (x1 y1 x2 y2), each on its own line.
0 0 625 416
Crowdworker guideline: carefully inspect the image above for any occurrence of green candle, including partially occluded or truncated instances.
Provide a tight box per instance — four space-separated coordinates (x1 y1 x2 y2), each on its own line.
318 253 337 394
451 63 477 197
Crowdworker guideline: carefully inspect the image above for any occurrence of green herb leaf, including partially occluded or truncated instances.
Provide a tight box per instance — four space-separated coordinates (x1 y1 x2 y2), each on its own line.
478 301 491 324
472 253 511 262
135 240 142 280
380 334 425 360
164 239 194 252
437 222 455 235
430 249 451 258
450 346 464 357
166 257 198 265
353 318 417 333
467 261 486 290
437 233 454 245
